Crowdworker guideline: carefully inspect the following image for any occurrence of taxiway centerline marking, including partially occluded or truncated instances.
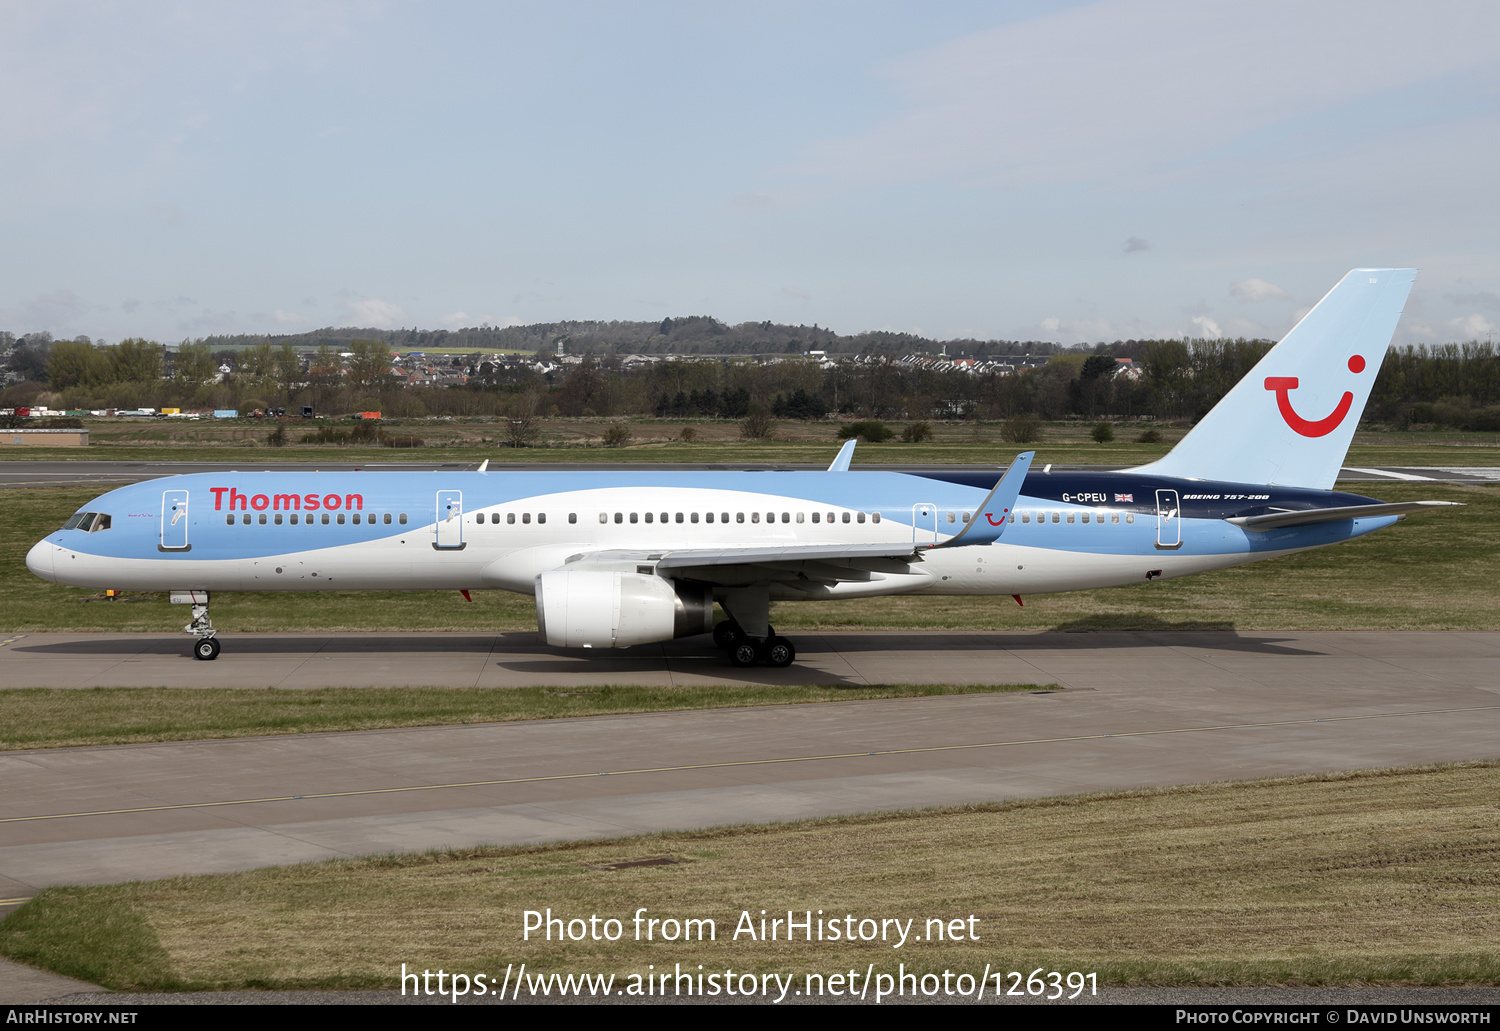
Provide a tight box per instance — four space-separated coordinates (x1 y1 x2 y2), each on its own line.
6 703 1499 825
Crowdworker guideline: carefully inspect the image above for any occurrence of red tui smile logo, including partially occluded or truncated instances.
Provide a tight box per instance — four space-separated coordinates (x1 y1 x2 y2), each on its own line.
1264 355 1366 437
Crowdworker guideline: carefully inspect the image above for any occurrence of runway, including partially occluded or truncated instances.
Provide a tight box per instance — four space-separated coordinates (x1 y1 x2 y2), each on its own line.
3 631 1498 902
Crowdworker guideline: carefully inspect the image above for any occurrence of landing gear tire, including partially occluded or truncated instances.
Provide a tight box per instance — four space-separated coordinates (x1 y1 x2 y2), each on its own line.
729 639 762 667
193 637 221 661
713 620 743 650
765 636 795 668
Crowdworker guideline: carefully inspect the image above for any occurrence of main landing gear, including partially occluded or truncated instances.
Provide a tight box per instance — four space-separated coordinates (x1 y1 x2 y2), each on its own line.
714 620 796 669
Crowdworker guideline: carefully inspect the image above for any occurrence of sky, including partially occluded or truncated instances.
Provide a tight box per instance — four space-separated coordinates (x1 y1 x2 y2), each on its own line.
4 0 1500 347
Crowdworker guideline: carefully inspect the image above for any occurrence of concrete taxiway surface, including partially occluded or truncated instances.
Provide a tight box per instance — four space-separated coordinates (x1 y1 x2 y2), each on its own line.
3 630 1498 902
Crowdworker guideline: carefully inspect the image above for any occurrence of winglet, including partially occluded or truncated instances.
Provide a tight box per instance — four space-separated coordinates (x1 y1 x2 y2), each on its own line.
934 451 1034 547
477 460 489 473
827 439 857 472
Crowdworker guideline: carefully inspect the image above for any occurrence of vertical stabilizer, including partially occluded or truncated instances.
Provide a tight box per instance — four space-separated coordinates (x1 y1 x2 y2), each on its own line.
1135 268 1416 489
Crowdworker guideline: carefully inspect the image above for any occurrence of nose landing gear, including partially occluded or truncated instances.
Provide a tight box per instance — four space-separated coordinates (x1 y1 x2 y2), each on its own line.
171 590 221 660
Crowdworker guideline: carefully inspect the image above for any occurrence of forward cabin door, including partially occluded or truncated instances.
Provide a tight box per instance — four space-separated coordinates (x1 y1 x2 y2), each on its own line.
1155 489 1183 550
160 489 190 551
435 490 464 549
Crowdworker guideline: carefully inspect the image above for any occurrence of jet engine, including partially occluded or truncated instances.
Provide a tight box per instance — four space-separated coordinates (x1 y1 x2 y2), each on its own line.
535 570 713 649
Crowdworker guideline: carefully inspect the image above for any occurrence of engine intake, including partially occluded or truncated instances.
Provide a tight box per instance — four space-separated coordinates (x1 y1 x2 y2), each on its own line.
535 570 713 649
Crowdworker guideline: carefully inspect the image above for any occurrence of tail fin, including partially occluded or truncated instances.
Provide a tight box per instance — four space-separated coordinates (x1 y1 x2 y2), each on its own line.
1135 268 1416 489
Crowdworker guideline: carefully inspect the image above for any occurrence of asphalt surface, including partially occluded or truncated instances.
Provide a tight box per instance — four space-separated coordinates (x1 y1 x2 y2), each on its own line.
3 629 1499 1003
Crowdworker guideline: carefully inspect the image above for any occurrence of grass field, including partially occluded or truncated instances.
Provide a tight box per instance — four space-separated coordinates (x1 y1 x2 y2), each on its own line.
3 761 1497 990
0 682 1042 751
4 480 1496 634
6 418 1500 467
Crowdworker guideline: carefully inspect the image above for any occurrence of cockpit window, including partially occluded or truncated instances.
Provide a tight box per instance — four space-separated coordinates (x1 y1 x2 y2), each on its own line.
62 512 111 532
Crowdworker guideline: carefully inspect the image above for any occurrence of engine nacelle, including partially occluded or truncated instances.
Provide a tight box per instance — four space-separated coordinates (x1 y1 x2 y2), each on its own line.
535 570 713 649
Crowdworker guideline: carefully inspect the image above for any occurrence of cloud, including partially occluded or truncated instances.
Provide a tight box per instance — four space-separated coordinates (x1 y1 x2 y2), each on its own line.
0 289 95 331
1445 291 1500 311
1230 278 1292 302
1039 315 1114 342
782 286 811 300
273 310 306 325
121 298 140 313
341 297 407 328
1124 237 1150 254
1191 315 1222 338
438 311 470 328
782 1 1500 190
1450 313 1496 339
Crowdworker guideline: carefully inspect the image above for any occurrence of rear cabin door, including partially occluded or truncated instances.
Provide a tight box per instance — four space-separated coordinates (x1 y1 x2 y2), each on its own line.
160 489 190 551
435 490 464 549
1155 489 1183 550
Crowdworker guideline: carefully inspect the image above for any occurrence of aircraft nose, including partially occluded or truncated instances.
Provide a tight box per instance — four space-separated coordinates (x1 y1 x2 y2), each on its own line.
26 539 56 582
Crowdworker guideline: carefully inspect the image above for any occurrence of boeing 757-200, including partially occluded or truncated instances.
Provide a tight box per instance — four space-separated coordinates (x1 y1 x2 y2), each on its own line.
26 269 1458 667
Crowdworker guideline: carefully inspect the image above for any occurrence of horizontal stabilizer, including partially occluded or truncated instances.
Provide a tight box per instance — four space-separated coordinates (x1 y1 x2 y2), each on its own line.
1226 500 1461 531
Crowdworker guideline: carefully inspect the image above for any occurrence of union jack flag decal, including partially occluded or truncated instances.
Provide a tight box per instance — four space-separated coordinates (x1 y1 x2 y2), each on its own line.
1114 493 1134 503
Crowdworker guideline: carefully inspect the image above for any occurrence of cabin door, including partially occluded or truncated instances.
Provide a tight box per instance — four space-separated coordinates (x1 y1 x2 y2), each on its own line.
160 489 190 551
1155 489 1183 550
435 490 464 549
912 502 938 547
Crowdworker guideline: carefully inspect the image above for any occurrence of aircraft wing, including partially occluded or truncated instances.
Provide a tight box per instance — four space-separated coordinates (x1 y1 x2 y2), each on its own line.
561 541 927 587
1226 500 1462 531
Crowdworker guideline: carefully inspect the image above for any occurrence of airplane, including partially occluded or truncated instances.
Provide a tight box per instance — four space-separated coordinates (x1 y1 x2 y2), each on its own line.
26 268 1459 667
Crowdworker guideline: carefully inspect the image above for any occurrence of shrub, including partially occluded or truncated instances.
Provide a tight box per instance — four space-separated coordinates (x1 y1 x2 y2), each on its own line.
837 420 894 442
380 434 424 448
266 424 288 447
1136 427 1163 444
678 426 697 442
602 423 633 448
902 422 934 443
1090 422 1115 444
741 408 773 440
1000 412 1042 443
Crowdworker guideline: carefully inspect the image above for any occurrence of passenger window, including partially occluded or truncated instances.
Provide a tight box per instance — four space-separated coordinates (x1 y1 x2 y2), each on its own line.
1051 512 1060 523
538 513 546 524
645 512 653 523
660 512 668 523
524 513 532 524
226 514 234 525
872 512 880 524
857 512 865 523
275 513 284 525
751 512 760 523
812 512 820 523
1126 513 1134 523
1066 513 1075 523
399 513 407 524
827 511 835 523
290 513 299 525
946 512 956 524
676 513 684 523
962 512 970 523
337 513 346 525
568 513 577 524
244 513 252 525
691 513 699 523
630 512 638 523
1111 513 1119 524
1022 512 1030 523
385 513 393 525
599 513 607 524
721 512 729 523
737 512 745 523
259 513 268 525
614 512 622 524
1082 513 1090 523
796 512 804 523
782 512 790 523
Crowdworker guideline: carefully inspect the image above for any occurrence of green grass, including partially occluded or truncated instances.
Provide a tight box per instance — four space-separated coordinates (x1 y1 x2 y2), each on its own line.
5 481 1497 634
5 761 1498 990
0 683 1043 751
